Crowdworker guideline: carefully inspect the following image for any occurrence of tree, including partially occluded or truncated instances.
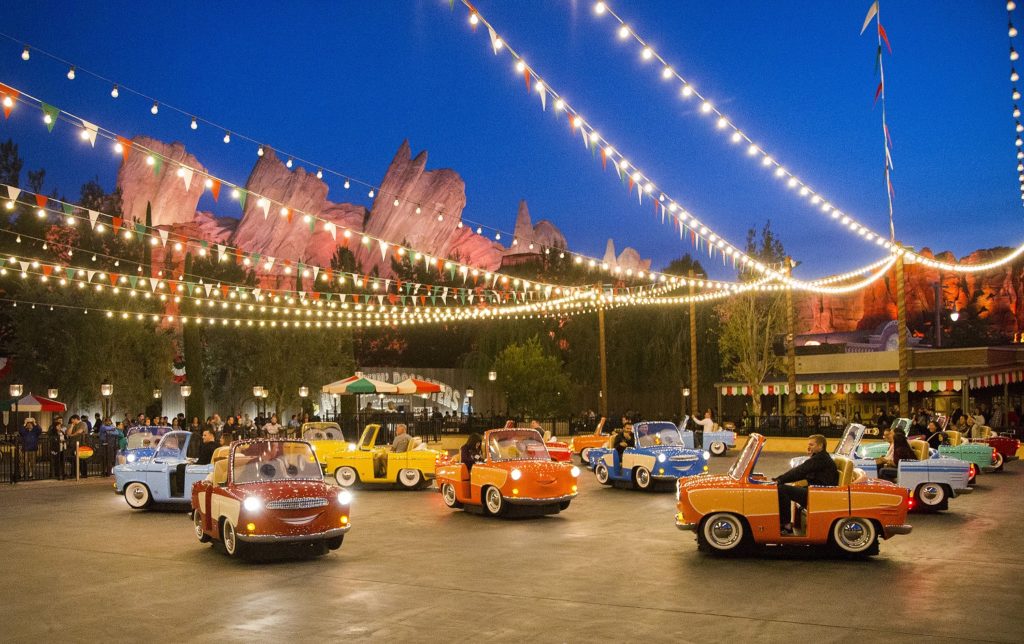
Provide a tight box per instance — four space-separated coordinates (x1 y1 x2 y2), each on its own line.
717 222 788 416
0 139 23 187
492 336 571 416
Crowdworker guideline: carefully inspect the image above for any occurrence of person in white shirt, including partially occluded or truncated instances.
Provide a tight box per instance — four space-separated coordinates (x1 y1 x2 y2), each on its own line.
692 409 717 448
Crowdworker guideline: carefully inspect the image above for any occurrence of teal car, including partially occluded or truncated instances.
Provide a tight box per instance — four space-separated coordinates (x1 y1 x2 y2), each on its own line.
858 418 996 483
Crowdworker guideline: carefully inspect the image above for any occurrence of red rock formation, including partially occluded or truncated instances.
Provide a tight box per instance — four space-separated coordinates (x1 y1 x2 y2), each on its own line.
117 136 208 226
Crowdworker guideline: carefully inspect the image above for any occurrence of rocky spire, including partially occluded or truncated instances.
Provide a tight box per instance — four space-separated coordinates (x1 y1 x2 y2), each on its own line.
512 200 533 244
603 239 617 266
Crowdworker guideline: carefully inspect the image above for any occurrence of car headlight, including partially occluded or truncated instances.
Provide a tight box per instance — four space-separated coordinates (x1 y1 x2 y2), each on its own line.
657 453 667 463
243 496 262 512
127 453 137 463
703 451 711 460
510 468 522 481
337 490 352 505
347 442 356 451
570 466 580 478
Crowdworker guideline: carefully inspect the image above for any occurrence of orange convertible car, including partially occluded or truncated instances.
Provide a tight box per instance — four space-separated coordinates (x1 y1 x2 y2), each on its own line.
675 434 912 556
435 428 580 517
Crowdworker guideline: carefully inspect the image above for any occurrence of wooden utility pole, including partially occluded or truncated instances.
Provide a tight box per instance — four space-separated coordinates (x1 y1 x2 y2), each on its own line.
784 257 797 416
896 252 910 415
688 270 699 417
598 305 608 417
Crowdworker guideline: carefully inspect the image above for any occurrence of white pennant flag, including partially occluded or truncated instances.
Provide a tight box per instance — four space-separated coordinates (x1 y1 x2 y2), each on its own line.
312 266 320 282
88 209 99 229
180 167 194 191
81 120 98 147
158 229 169 246
7 186 21 202
376 295 385 306
265 257 275 270
203 283 213 297
537 82 546 111
325 222 336 240
252 288 261 299
150 279 160 293
492 274 499 288
86 270 96 283
18 260 29 273
487 26 501 54
258 198 270 219
441 287 448 304
378 240 389 261
217 244 226 260
468 293 475 305
384 279 391 292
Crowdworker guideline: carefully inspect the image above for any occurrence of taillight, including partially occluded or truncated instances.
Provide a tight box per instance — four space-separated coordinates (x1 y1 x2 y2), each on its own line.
907 497 915 510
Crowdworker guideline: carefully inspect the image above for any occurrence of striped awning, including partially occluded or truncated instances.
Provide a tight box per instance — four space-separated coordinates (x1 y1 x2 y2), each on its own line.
969 369 1024 389
719 379 962 396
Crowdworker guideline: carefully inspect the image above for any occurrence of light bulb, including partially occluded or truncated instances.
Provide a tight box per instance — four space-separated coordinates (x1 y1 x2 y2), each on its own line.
641 47 653 60
368 189 375 198
1013 70 1020 82
1010 1 1018 11
43 114 52 125
190 116 198 130
2 96 12 108
316 168 323 179
111 84 119 98
701 101 713 113
151 101 159 115
681 84 694 97
67 66 75 80
223 131 231 143
618 25 630 39
344 180 350 189
662 67 673 79
469 13 479 25
1013 47 1020 62
1011 23 1019 38
515 60 526 73
257 146 264 157
286 158 293 168
21 46 29 61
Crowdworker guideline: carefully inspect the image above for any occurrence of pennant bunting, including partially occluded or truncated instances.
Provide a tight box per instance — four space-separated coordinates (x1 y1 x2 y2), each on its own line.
88 210 99 229
0 85 18 119
116 136 132 163
878 23 892 53
6 186 21 202
41 103 59 132
209 179 221 201
180 167 193 191
34 193 47 209
80 120 98 147
860 1 878 35
487 26 501 54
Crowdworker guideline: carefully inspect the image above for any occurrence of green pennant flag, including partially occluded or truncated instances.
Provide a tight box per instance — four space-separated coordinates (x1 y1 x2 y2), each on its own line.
308 217 316 233
61 203 73 216
128 275 138 288
41 103 59 132
400 295 407 306
251 252 260 264
65 267 75 280
448 265 456 280
134 221 145 235
152 157 163 176
323 292 332 302
237 189 248 210
200 240 209 249
459 292 466 304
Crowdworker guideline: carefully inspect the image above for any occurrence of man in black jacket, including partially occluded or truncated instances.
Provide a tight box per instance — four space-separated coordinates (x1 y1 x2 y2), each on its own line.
774 434 838 535
197 429 218 465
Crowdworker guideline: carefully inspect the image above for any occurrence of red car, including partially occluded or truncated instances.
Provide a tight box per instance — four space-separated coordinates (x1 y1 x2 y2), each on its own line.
974 434 1020 470
191 440 352 558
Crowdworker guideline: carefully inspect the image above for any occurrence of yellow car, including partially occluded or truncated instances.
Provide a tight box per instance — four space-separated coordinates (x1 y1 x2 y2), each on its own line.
301 422 350 467
322 424 449 490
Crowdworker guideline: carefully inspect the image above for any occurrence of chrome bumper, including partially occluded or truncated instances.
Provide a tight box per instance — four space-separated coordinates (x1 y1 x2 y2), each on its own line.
954 487 973 495
884 524 913 536
505 493 576 506
675 518 698 531
237 524 351 543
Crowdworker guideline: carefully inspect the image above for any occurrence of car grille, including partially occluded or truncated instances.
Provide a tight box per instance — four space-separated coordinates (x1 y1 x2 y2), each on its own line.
670 455 698 462
266 497 329 510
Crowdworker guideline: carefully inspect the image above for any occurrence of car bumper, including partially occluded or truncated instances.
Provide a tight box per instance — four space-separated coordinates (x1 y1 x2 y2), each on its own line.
237 525 351 543
675 517 698 531
953 487 973 496
505 493 576 506
884 524 913 537
981 466 998 473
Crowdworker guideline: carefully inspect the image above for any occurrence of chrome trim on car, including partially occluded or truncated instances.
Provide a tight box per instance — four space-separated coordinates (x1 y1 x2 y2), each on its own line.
504 493 576 505
884 524 913 536
675 518 697 531
236 525 350 543
265 497 329 510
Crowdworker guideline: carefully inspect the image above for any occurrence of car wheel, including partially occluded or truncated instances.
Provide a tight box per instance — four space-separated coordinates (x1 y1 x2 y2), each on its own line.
441 482 462 508
221 519 246 558
123 482 152 509
580 448 592 466
595 463 611 485
915 482 947 511
326 536 344 550
483 486 505 517
397 468 423 490
992 452 1004 471
309 541 329 557
193 510 211 542
698 513 747 553
558 500 571 511
334 466 358 487
709 441 727 457
634 466 653 490
830 517 878 555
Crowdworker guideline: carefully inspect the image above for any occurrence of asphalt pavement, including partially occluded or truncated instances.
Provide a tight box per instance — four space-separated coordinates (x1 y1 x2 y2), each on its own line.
1 452 1021 643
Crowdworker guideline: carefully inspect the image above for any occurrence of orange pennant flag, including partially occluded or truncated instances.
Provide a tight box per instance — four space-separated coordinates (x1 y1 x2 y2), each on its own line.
116 136 132 164
0 84 18 119
210 179 221 201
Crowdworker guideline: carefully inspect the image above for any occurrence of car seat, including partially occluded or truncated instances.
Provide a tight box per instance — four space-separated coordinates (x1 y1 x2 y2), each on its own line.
833 455 855 486
945 430 963 446
909 439 929 461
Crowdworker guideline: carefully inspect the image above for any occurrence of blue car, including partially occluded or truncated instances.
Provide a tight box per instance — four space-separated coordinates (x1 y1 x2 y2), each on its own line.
587 421 709 490
117 425 174 465
677 415 737 456
113 430 213 509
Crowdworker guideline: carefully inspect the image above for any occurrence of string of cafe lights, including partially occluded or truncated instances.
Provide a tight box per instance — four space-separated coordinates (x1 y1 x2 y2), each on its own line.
1006 1 1024 203
589 1 895 245
1 34 712 283
450 1 1024 279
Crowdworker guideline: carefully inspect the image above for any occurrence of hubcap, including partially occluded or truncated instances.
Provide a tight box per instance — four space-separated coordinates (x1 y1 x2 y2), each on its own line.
920 484 942 504
486 488 502 514
711 442 725 454
194 512 203 538
336 468 356 486
839 520 871 549
224 522 236 554
637 468 650 487
596 464 608 482
708 518 740 547
131 486 145 500
442 483 456 506
400 469 420 486
581 449 591 464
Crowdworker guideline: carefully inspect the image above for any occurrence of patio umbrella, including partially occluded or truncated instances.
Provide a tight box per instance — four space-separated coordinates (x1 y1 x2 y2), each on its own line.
394 378 442 394
322 375 399 395
0 393 67 412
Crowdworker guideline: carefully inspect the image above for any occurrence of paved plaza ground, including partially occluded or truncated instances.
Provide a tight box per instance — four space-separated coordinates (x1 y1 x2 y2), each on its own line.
1 452 1021 643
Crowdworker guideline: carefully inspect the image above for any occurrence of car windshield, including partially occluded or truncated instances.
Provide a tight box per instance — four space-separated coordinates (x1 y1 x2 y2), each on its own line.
487 429 551 461
359 426 377 449
232 441 323 484
890 418 911 433
153 430 190 460
125 427 170 450
728 436 761 480
834 424 865 458
303 424 343 441
635 423 684 448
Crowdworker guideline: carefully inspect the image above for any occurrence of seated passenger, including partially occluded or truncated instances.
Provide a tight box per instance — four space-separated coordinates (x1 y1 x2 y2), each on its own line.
460 433 483 471
374 424 412 477
612 424 635 474
773 434 838 535
923 421 947 449
877 429 917 482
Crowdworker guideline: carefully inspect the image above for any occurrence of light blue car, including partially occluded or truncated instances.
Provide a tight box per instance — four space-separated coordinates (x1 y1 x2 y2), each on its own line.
678 415 737 456
117 425 174 465
113 430 212 510
790 423 971 512
587 421 710 490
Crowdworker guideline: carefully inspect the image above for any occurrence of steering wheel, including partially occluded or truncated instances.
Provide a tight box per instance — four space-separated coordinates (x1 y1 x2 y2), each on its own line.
259 463 277 478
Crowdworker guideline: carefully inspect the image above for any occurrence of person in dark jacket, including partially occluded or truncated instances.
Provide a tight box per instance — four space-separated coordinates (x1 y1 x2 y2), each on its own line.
460 433 483 471
48 417 66 480
878 429 918 482
774 434 838 534
18 417 42 479
196 429 218 465
612 424 635 474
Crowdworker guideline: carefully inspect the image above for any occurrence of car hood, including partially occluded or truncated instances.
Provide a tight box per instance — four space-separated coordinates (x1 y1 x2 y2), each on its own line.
230 480 335 501
679 473 735 491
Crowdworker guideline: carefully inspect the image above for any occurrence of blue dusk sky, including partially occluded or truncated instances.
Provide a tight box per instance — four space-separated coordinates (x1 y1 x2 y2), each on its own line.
0 1 1017 280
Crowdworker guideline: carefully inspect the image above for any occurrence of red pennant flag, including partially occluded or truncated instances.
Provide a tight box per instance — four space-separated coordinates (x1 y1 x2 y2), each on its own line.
653 198 658 215
878 23 892 53
34 193 47 208
326 268 334 283
873 82 884 104
109 273 119 285
116 136 132 164
628 178 634 193
388 293 397 305
600 147 607 170
524 67 531 92
352 294 359 304
311 292 321 301
210 179 221 201
112 217 123 233
234 251 243 265
0 84 18 119
419 295 426 305
220 285 229 298
286 210 294 224
436 259 444 274
41 264 53 277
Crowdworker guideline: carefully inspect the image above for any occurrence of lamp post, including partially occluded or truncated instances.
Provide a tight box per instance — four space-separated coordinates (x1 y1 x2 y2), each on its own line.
100 380 113 422
47 388 58 400
466 387 475 417
681 386 691 421
253 386 264 419
180 384 191 413
488 371 497 418
10 383 23 432
299 386 309 424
